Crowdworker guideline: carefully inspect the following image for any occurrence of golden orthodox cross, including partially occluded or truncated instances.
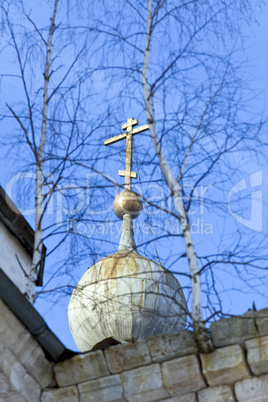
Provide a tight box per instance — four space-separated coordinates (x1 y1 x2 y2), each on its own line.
104 117 149 190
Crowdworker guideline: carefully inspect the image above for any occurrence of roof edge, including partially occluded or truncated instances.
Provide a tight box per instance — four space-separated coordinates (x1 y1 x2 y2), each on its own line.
0 268 77 362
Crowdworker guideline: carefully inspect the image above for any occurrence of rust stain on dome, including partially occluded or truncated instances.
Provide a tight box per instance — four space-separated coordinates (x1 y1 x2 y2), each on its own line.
69 249 188 352
68 121 187 352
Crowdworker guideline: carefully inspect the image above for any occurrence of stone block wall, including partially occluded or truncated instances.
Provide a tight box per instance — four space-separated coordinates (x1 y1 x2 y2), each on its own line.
1 296 268 401
43 308 268 402
0 299 54 401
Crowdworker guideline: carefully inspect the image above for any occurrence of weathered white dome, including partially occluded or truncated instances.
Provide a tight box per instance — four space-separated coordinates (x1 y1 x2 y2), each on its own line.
68 215 187 352
69 121 189 351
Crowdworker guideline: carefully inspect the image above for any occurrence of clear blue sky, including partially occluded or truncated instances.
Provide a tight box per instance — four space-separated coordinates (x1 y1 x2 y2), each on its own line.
0 2 268 351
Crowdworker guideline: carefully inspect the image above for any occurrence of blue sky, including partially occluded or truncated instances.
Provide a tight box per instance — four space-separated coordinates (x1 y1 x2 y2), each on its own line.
0 1 268 351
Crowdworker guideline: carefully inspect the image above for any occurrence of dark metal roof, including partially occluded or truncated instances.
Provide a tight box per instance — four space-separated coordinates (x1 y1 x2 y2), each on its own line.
0 268 76 362
0 185 45 286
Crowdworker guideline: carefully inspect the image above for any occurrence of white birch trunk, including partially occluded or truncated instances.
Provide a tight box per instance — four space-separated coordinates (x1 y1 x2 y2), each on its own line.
27 0 59 301
142 0 213 351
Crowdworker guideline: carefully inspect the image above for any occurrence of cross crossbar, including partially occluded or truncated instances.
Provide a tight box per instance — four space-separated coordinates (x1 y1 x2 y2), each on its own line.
104 124 149 146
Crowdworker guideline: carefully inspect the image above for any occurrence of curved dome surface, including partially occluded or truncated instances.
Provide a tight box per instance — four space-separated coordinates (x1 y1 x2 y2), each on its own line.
68 250 187 352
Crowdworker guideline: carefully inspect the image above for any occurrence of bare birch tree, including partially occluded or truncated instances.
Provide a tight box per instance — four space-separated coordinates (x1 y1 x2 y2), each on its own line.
0 0 112 301
1 0 267 350
1 0 61 299
65 0 266 351
142 0 205 346
142 0 266 351
29 0 59 298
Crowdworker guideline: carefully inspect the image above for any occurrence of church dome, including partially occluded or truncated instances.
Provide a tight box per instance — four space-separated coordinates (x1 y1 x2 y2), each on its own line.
68 245 187 352
68 118 187 352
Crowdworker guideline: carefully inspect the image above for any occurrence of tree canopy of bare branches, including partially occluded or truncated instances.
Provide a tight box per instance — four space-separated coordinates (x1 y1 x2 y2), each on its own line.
0 0 267 350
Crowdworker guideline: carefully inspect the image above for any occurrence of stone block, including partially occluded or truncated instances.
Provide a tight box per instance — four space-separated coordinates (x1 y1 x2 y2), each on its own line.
0 392 26 402
54 350 109 386
162 354 206 396
159 393 197 401
235 374 268 401
121 363 168 402
13 331 54 388
246 336 268 375
0 372 14 393
147 331 197 363
210 315 258 347
256 308 268 336
78 375 123 402
0 300 54 388
0 300 26 347
198 385 235 401
41 386 79 402
105 340 151 373
0 348 40 402
200 344 250 386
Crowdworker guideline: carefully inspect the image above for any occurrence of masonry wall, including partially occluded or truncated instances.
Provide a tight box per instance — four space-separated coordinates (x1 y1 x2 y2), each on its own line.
1 296 268 401
0 299 54 401
45 308 268 402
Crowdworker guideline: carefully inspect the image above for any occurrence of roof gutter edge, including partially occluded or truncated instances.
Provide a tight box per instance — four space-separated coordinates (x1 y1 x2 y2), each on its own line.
0 268 77 362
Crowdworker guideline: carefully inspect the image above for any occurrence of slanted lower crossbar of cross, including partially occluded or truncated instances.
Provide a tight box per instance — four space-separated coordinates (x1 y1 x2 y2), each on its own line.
104 117 149 190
